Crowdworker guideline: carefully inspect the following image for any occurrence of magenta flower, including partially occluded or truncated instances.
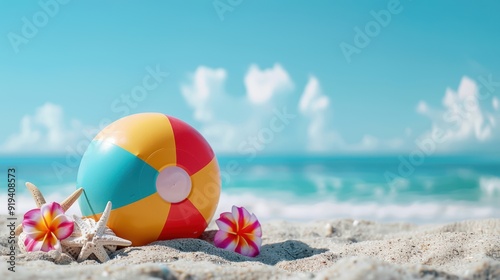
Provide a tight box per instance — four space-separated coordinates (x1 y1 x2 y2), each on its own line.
214 206 262 257
22 202 74 252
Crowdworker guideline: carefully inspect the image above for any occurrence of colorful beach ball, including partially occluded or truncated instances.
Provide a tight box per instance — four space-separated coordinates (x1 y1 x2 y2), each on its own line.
77 113 221 246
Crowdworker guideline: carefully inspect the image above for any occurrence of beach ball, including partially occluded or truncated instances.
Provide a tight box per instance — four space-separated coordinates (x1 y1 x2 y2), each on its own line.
77 113 221 246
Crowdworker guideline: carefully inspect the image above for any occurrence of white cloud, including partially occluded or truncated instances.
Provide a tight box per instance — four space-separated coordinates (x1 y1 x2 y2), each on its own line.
181 66 395 154
306 114 341 152
299 76 329 115
0 103 86 154
181 64 296 153
245 64 293 104
181 65 384 154
296 77 390 153
183 65 489 154
416 100 429 115
416 76 498 151
442 77 493 141
298 76 339 152
181 66 227 122
493 97 499 111
181 67 242 153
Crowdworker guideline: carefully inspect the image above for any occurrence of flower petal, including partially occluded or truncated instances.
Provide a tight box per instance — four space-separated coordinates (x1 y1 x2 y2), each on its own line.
50 214 74 240
40 202 64 229
238 234 261 257
244 235 262 257
24 208 42 221
240 221 261 237
214 230 238 252
236 236 252 257
242 208 255 228
231 206 249 232
23 209 48 240
40 232 61 252
25 235 44 252
215 212 236 234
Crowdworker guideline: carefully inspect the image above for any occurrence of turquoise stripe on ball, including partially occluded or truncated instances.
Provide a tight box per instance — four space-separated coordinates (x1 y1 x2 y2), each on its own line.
77 140 158 216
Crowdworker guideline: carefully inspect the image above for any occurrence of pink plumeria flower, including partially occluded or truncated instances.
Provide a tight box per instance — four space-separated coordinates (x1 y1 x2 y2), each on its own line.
22 202 74 252
214 206 262 257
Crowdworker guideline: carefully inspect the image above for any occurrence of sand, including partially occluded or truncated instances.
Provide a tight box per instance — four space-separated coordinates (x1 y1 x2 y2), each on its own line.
1 216 499 279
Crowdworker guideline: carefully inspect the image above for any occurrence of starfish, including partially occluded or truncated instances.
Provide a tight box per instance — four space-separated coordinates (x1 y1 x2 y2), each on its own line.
62 201 132 262
15 182 83 236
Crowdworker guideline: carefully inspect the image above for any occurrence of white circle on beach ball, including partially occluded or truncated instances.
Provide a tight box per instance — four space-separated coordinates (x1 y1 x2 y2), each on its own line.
156 166 192 203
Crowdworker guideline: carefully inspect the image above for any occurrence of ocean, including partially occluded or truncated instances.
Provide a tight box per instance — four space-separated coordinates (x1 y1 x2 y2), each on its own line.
1 155 499 224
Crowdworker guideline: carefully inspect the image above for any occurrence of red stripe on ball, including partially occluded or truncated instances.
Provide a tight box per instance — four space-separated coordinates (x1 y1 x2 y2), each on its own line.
167 116 215 175
158 199 207 239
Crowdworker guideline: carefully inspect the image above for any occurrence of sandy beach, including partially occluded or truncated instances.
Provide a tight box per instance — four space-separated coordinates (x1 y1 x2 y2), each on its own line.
1 217 499 279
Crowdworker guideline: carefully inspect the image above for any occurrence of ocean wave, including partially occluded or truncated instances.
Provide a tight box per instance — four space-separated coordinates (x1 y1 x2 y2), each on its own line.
479 176 500 197
2 189 498 224
215 192 499 224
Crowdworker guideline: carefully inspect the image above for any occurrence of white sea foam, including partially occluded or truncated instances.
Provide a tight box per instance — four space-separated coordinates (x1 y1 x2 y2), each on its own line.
215 192 500 224
305 173 344 195
3 188 498 224
479 176 500 197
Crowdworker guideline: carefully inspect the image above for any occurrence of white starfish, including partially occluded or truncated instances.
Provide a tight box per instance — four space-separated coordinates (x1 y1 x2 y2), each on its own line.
15 182 83 236
61 201 132 262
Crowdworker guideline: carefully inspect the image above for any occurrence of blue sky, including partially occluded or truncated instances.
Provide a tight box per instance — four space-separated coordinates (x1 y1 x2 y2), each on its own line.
1 0 500 155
